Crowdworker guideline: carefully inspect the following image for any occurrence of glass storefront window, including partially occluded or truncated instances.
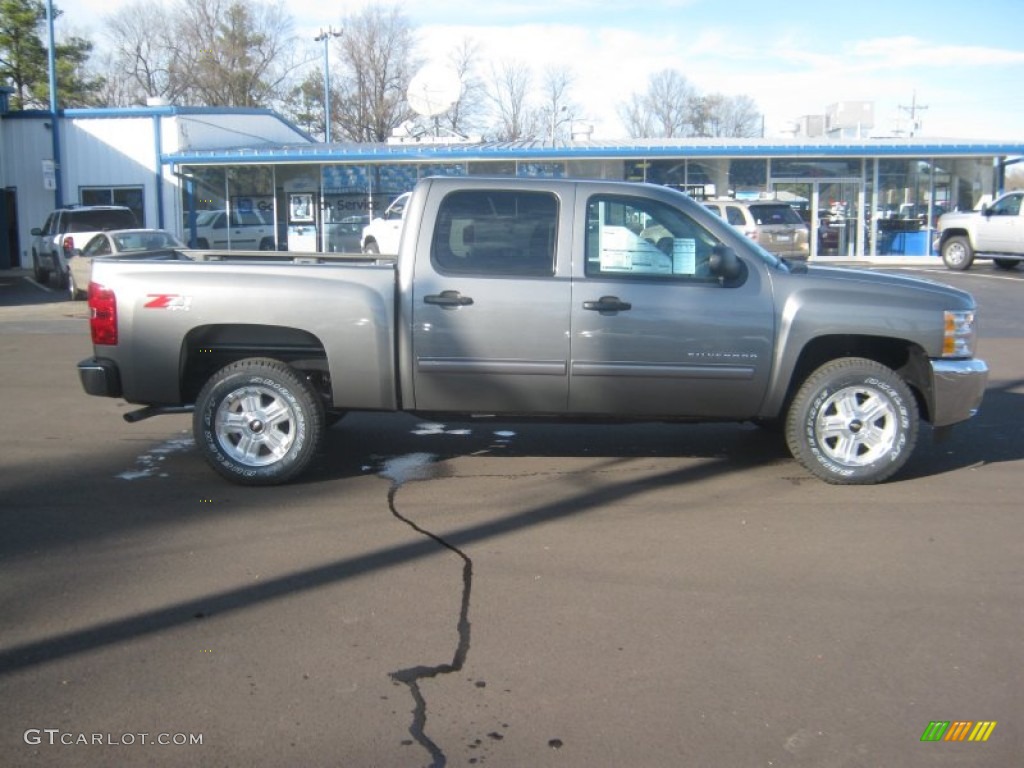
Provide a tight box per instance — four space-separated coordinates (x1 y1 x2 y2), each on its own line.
517 162 566 178
875 159 934 256
772 157 861 179
468 161 516 176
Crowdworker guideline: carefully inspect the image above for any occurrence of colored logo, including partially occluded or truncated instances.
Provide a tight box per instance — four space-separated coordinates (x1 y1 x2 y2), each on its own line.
921 721 997 742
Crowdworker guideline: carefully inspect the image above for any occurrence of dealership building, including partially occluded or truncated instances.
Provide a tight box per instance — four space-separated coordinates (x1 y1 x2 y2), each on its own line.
2 101 1022 269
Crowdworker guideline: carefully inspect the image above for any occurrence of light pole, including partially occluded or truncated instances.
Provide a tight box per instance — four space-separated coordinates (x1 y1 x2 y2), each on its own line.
314 27 342 143
45 0 63 207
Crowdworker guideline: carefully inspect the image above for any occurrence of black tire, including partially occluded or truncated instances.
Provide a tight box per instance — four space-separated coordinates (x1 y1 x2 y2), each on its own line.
785 357 918 485
32 252 50 284
68 270 84 300
993 258 1019 271
196 238 210 249
941 236 974 271
362 239 380 255
55 267 69 290
194 358 324 485
259 237 275 251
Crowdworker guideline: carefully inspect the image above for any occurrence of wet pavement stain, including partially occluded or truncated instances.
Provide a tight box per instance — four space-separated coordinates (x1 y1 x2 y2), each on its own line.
382 454 473 767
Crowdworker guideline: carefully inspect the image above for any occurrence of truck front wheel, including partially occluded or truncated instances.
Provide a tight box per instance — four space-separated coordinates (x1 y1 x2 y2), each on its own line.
194 358 324 485
785 357 918 485
941 236 974 270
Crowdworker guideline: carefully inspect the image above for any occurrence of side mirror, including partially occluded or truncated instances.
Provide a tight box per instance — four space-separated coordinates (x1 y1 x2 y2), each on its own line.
708 244 742 281
981 204 991 216
31 227 42 236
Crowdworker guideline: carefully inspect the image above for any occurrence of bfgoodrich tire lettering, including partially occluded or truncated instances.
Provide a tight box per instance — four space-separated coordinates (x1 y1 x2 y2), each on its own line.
785 357 918 485
194 358 324 485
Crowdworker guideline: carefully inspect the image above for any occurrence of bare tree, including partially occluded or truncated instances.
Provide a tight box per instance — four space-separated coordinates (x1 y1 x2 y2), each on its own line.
439 36 486 139
332 4 417 143
716 93 761 138
647 69 693 138
104 0 182 104
618 92 654 139
620 69 759 139
536 64 576 146
488 58 534 141
103 0 298 108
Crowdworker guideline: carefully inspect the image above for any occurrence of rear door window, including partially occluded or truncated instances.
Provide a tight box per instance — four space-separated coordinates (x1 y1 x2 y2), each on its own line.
431 189 558 276
747 204 803 226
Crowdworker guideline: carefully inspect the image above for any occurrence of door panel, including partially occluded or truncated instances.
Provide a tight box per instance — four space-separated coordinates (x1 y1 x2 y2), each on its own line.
569 193 775 418
411 188 572 413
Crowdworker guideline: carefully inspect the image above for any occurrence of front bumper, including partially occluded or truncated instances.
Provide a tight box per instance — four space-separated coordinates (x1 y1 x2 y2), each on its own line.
929 358 988 427
78 357 123 398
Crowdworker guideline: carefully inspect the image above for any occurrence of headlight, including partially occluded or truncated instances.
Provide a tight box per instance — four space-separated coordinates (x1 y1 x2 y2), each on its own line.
943 310 977 358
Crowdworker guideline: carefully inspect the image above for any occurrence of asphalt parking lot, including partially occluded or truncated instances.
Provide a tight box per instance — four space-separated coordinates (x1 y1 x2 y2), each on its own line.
1 265 1021 767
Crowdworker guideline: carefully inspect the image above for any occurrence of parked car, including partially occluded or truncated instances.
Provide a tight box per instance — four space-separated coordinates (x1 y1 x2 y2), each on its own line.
187 209 275 250
67 229 185 299
704 200 809 259
361 192 411 254
31 205 139 288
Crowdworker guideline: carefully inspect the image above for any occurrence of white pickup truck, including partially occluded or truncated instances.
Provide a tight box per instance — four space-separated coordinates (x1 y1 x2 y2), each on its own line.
360 192 410 254
78 176 987 487
937 190 1024 270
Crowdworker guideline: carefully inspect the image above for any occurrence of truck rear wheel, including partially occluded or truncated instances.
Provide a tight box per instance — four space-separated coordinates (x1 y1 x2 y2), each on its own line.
941 236 974 271
194 358 324 485
785 357 918 485
32 252 50 284
993 258 1019 271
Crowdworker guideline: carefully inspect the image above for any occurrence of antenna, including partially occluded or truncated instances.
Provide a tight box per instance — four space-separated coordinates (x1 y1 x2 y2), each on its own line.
406 63 463 124
898 90 928 137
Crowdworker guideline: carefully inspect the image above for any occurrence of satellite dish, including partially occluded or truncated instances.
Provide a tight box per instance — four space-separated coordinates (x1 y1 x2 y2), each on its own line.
406 63 463 118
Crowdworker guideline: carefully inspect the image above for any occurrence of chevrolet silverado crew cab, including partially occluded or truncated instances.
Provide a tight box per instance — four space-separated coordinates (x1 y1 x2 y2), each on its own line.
937 191 1024 271
78 177 988 486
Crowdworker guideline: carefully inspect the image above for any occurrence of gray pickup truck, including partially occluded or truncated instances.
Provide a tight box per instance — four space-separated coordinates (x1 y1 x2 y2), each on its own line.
78 176 988 486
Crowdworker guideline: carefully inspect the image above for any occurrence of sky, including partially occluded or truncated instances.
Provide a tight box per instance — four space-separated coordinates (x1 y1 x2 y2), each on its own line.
51 0 1024 141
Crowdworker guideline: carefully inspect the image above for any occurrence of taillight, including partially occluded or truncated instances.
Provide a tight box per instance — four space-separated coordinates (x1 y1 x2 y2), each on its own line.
88 282 118 345
62 236 74 256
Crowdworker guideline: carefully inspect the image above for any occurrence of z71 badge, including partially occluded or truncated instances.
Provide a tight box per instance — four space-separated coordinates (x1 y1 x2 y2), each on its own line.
144 294 192 311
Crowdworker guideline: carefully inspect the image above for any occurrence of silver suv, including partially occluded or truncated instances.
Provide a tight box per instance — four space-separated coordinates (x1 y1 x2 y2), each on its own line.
704 199 809 259
31 206 139 288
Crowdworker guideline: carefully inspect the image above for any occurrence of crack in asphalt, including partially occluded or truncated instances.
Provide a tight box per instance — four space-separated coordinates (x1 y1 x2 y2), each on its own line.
383 459 473 768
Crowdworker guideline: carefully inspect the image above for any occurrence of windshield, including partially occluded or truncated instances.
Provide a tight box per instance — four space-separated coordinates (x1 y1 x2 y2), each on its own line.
112 231 183 251
194 211 222 227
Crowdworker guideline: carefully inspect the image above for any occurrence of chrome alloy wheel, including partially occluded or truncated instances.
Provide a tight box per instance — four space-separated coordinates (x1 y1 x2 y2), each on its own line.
813 385 899 467
214 383 298 466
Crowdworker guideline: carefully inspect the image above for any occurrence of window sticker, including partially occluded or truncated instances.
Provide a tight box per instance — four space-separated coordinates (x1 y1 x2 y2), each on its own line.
672 238 697 275
598 226 671 274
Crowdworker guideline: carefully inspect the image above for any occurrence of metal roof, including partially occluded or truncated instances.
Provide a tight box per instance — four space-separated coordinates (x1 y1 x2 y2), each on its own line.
164 136 1024 166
